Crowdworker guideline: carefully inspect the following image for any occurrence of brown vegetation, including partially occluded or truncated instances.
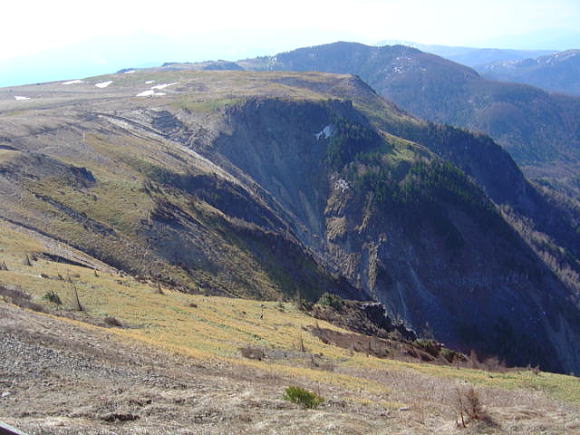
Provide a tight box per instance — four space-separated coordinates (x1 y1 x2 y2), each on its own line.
103 316 123 328
455 386 496 428
0 285 45 313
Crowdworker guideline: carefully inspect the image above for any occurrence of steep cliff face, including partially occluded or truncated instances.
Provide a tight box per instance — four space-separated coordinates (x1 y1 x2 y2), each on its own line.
192 97 579 373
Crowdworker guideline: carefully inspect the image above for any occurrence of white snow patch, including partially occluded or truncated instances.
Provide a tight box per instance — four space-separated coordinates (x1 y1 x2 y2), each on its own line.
151 82 177 90
63 80 83 85
145 80 155 84
315 125 333 140
124 70 136 74
555 52 576 62
136 90 166 97
14 96 30 101
335 178 350 192
95 81 113 88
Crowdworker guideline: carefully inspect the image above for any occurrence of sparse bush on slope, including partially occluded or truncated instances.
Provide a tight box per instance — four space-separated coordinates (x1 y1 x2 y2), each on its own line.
283 386 324 409
43 290 62 305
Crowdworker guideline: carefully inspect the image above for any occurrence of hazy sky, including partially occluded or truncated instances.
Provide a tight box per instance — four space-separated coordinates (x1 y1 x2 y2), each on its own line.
3 0 579 61
0 0 578 87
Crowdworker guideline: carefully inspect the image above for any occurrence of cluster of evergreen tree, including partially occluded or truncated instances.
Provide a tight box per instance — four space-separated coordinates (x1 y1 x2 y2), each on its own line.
353 160 491 213
325 116 381 169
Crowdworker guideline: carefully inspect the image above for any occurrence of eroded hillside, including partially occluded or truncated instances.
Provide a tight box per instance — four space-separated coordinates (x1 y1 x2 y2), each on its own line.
0 70 578 374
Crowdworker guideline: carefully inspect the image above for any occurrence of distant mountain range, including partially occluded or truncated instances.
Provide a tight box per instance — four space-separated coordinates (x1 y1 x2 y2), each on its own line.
379 41 580 97
376 40 555 68
162 41 580 197
479 50 580 96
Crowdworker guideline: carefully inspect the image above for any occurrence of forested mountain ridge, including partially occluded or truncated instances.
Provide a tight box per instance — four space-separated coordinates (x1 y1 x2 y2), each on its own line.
168 41 580 198
479 49 580 96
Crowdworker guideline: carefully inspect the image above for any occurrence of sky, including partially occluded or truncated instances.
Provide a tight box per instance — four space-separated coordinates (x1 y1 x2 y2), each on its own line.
1 0 579 86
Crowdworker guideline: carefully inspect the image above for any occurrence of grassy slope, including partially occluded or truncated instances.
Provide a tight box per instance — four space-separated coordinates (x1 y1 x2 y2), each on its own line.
0 71 374 301
0 220 577 409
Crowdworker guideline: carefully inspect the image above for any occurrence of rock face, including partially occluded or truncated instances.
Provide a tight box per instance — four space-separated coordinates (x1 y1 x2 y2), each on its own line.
0 70 577 373
310 299 417 341
196 97 578 373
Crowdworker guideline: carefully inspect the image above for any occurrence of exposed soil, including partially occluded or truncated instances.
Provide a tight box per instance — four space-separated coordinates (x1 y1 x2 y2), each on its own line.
310 325 433 362
0 303 434 434
1 303 578 434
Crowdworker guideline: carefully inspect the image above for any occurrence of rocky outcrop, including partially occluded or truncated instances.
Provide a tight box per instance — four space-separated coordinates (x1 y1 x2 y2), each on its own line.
194 97 579 373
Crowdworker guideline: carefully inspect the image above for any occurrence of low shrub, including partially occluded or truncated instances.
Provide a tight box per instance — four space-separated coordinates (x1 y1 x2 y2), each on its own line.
43 290 62 305
482 356 507 373
441 347 464 363
104 316 123 328
415 339 441 357
455 387 494 427
283 386 324 409
317 293 344 311
240 346 265 361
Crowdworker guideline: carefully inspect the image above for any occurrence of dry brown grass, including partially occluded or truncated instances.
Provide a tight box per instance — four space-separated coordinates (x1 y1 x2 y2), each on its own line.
454 386 494 428
0 219 578 433
0 285 45 313
335 362 578 433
